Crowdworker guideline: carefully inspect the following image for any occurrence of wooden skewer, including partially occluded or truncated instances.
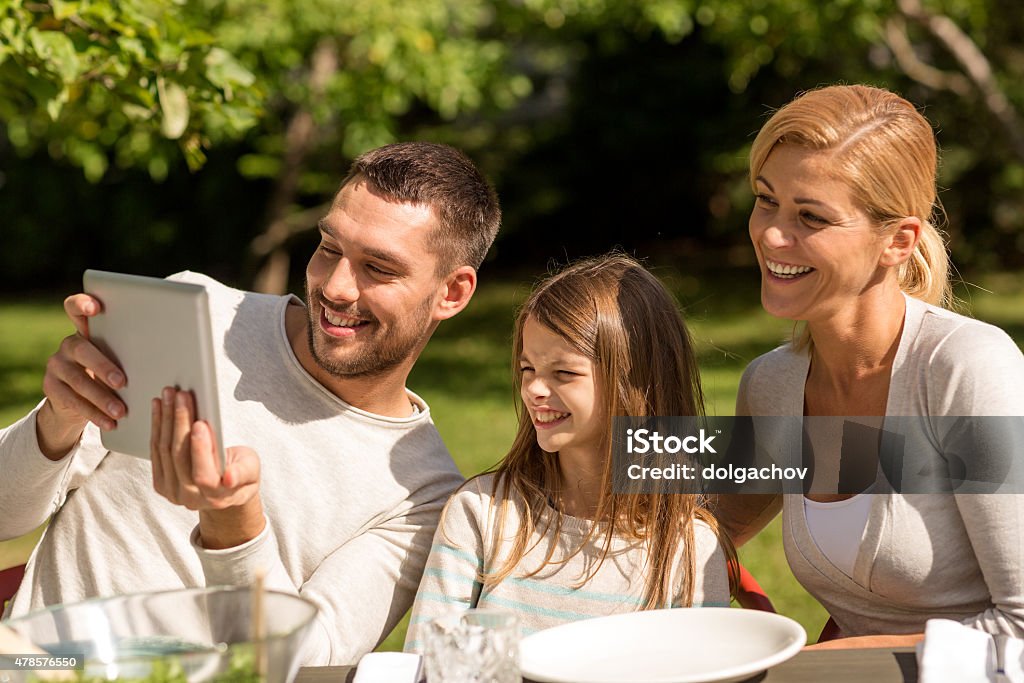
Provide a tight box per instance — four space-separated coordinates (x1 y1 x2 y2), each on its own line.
251 569 267 682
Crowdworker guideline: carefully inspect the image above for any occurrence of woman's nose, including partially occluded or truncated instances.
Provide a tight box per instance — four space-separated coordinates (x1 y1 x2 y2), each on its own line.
759 223 795 249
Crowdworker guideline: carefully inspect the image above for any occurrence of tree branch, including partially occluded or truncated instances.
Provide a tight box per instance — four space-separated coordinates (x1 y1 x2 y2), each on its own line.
250 39 339 294
884 16 971 96
896 0 1024 163
249 201 332 257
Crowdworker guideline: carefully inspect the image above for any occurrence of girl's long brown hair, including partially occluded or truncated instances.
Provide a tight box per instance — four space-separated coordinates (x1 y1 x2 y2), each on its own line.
479 253 736 609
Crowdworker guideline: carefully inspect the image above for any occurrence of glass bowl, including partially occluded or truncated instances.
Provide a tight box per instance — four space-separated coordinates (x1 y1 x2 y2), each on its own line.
1 586 318 683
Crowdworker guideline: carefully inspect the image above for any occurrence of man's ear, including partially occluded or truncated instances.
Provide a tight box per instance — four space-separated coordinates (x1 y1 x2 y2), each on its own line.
880 217 922 268
433 266 477 321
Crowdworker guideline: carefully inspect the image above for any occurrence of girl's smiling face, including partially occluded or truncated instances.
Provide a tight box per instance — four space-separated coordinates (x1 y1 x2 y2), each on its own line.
749 144 895 323
519 317 605 460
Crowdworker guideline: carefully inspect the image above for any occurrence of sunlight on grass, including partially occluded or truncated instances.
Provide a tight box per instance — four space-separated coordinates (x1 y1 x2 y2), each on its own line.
0 301 73 427
0 526 44 571
418 392 519 477
958 273 1024 327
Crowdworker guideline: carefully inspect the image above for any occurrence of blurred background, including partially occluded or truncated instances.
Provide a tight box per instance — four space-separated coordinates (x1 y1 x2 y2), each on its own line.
2 0 1023 645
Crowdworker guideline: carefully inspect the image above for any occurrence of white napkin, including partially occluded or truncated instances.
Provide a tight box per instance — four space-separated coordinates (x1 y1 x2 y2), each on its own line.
998 636 1024 683
352 652 423 683
916 619 1024 683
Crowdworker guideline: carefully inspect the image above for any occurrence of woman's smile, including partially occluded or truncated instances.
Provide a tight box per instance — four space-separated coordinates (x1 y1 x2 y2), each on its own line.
764 258 816 281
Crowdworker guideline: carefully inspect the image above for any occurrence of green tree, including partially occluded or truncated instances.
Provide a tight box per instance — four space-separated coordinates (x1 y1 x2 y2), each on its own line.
507 0 1024 267
210 0 530 291
0 0 261 181
3 0 1022 287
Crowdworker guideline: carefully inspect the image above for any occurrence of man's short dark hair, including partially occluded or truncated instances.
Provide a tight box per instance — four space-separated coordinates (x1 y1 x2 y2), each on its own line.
340 142 501 274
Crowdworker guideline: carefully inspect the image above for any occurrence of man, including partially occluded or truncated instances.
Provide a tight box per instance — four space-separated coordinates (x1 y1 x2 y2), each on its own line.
0 142 501 664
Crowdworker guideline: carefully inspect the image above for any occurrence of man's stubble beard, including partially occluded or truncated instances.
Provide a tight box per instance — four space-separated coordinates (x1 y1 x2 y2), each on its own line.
304 284 436 380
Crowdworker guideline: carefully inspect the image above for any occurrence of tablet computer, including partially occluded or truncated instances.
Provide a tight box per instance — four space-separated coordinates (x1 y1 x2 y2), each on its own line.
83 270 225 470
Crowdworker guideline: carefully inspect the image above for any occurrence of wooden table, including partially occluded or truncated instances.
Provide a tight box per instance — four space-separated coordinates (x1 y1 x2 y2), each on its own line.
295 647 918 683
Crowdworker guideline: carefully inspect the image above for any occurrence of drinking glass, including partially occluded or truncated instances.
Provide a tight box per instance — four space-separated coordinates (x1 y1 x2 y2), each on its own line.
423 609 519 683
1 586 316 683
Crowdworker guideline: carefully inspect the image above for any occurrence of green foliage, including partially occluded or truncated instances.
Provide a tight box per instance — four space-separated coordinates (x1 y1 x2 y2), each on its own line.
209 0 521 192
493 0 892 90
0 0 534 184
0 0 262 180
2 0 1023 274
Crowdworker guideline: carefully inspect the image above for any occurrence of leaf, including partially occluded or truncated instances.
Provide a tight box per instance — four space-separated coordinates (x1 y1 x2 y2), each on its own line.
23 73 62 111
117 36 147 62
156 41 183 64
0 18 23 50
122 103 154 120
81 2 116 25
50 1 80 21
181 133 206 171
157 76 189 139
204 47 256 89
30 29 81 82
46 95 64 119
180 27 216 48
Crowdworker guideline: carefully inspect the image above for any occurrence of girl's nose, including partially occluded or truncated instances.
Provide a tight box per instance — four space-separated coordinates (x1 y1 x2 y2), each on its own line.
523 376 550 401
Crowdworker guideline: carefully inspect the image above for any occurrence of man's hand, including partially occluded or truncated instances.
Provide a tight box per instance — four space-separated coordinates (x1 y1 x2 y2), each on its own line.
150 388 266 549
37 294 127 460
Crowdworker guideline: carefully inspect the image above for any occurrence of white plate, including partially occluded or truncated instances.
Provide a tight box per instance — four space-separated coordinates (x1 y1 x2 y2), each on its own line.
518 608 806 683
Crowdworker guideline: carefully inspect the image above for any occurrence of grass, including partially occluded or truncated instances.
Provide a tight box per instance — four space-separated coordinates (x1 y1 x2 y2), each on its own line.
2 267 1022 648
0 299 74 429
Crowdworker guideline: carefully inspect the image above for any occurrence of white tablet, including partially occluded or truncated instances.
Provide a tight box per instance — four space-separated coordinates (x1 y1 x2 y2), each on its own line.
83 270 225 470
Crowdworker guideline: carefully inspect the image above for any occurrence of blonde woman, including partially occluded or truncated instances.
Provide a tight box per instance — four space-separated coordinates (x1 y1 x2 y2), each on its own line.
404 254 734 651
724 84 1024 646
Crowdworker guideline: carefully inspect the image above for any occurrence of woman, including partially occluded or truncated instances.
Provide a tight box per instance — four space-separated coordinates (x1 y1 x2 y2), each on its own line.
728 84 1024 646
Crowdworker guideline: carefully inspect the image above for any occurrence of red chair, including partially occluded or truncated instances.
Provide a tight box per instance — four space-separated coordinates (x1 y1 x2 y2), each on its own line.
734 564 776 613
0 563 26 605
733 564 840 643
818 616 841 642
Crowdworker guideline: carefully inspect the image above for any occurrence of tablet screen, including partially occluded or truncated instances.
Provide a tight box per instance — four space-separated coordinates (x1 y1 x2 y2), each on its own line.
83 270 225 470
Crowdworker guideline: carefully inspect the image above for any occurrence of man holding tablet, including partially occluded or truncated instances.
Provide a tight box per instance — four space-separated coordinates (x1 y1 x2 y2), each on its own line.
0 142 501 665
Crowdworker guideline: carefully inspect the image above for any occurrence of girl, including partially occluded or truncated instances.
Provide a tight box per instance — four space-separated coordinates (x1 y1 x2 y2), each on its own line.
405 253 733 650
